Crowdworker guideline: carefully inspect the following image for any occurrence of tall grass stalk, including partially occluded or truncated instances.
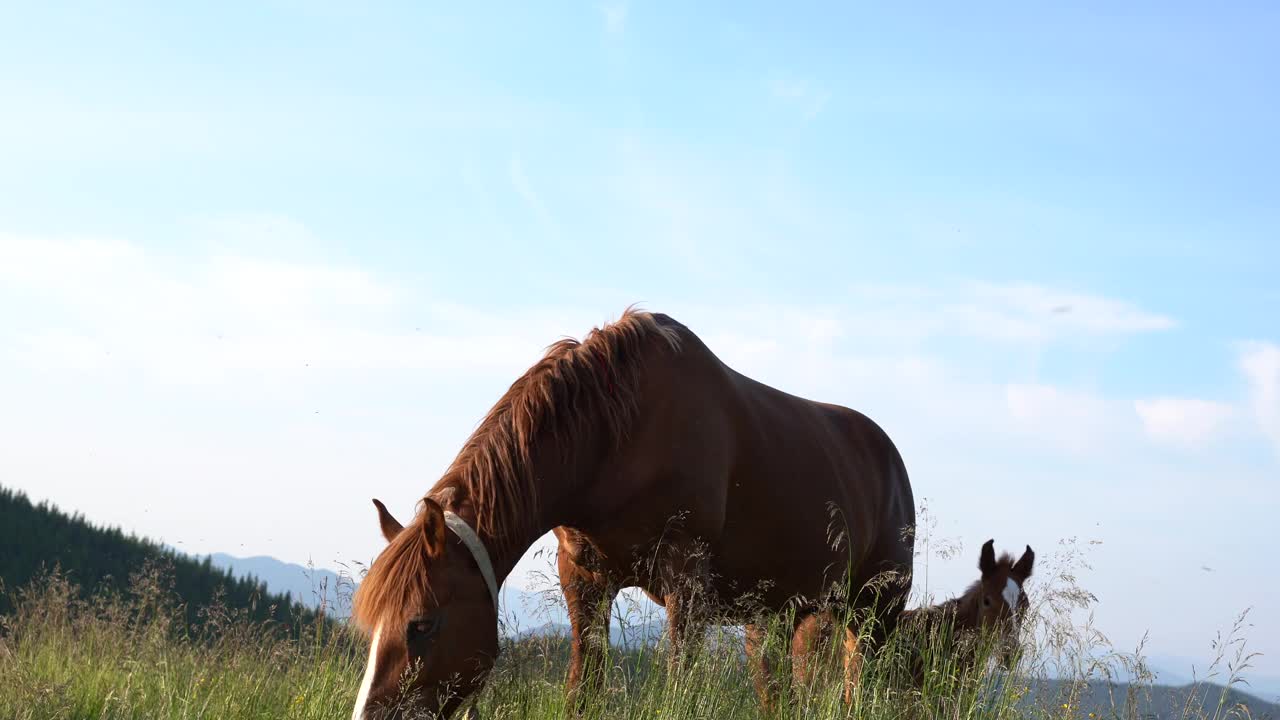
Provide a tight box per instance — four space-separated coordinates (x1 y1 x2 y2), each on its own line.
0 530 1267 720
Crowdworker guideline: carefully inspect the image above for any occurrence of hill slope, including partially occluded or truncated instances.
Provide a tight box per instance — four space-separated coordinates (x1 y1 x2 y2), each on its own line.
0 484 319 630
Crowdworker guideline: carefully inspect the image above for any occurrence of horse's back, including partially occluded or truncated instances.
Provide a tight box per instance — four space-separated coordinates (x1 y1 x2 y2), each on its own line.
588 311 914 609
652 322 914 606
653 312 913 534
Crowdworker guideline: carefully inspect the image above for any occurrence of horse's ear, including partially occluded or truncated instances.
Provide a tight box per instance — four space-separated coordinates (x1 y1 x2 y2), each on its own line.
979 538 997 575
373 498 403 543
419 497 448 558
1012 545 1035 581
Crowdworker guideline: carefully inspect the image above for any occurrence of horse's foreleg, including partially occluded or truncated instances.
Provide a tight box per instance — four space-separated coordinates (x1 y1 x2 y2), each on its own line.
556 530 616 715
657 540 712 675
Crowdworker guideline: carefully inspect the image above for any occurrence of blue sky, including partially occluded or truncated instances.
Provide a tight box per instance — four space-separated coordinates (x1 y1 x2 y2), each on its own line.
1 1 1278 685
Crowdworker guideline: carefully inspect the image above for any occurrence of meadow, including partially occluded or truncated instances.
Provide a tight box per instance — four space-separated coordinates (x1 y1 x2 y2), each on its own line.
1 530 1269 720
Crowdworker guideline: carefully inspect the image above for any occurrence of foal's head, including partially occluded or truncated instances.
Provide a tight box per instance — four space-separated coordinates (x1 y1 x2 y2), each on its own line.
961 539 1034 664
349 498 499 720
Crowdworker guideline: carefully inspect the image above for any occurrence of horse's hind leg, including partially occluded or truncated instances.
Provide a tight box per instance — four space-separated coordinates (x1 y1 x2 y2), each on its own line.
555 528 617 715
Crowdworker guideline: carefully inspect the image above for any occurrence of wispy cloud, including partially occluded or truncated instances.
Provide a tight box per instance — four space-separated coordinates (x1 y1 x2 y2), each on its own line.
508 153 560 239
1134 396 1236 449
664 302 1143 456
828 282 1178 347
599 1 628 35
959 282 1177 340
767 72 832 120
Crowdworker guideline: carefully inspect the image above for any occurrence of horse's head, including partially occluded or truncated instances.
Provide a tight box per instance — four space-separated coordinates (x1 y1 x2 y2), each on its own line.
350 497 499 720
970 538 1034 666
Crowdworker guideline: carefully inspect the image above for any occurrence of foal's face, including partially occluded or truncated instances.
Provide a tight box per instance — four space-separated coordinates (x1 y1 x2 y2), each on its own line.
973 539 1034 663
350 499 498 720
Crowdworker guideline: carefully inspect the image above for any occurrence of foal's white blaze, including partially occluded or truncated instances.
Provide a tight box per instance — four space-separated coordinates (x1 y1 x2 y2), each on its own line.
351 622 383 720
1002 577 1021 612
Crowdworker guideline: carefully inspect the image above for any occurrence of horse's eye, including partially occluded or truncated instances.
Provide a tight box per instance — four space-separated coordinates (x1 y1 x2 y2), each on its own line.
983 597 992 607
408 617 440 639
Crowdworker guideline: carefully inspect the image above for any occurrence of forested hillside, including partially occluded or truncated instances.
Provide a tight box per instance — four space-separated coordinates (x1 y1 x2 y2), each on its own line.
0 484 320 630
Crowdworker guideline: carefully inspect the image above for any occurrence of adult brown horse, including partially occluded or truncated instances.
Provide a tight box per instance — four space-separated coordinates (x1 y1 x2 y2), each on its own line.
348 307 916 719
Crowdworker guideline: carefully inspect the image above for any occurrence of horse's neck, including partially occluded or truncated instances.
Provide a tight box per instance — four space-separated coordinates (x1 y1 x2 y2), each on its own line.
428 484 531 587
920 592 977 633
429 433 603 586
947 590 980 632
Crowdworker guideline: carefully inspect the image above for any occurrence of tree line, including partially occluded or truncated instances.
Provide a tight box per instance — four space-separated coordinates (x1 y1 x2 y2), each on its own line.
0 483 324 633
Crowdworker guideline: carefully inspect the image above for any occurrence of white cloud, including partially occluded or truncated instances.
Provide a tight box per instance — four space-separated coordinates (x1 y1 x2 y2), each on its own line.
0 232 1181 450
206 255 398 313
194 212 316 249
0 232 149 294
1004 382 1125 453
670 302 1141 456
15 327 560 381
1239 341 1280 455
0 231 392 322
0 231 572 383
1134 397 1235 449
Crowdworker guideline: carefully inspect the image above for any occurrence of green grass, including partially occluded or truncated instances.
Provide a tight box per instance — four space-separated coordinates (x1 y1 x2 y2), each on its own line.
0 541 1266 720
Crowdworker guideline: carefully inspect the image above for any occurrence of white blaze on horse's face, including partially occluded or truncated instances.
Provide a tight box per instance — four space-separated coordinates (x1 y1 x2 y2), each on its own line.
351 622 382 720
1002 578 1021 615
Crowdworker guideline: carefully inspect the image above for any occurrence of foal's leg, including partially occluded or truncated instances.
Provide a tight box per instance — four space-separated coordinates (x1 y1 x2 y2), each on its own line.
841 625 864 706
837 593 910 706
555 529 617 714
746 614 806 712
744 622 778 711
786 608 876 706
791 610 837 694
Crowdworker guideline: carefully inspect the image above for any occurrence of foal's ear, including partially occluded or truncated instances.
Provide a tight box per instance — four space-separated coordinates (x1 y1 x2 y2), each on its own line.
373 498 404 543
979 538 997 575
1012 545 1035 581
418 497 448 558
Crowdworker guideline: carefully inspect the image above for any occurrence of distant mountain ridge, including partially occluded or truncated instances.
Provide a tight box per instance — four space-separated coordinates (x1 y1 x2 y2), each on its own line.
1020 677 1279 720
513 619 668 649
205 553 354 619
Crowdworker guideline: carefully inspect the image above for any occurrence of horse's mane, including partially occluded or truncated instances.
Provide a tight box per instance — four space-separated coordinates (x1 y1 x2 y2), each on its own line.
351 517 437 631
351 306 683 631
436 306 682 548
